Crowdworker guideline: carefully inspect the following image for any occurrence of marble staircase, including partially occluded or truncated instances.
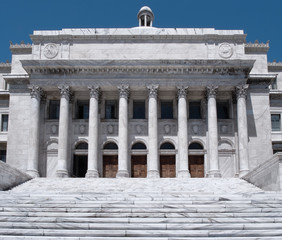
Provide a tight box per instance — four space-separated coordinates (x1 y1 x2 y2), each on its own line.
0 178 282 239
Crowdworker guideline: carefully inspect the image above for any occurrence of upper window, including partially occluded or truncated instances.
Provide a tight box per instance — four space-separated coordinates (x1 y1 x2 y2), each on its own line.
271 114 281 131
189 101 201 119
217 101 229 119
133 101 145 119
49 100 60 119
1 114 8 132
0 150 6 162
161 101 173 119
76 100 89 119
105 100 118 119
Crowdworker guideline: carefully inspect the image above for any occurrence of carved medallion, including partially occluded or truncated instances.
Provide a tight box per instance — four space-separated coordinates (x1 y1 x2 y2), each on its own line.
79 125 86 134
164 124 171 134
192 125 199 134
43 43 59 59
135 124 142 134
218 43 233 59
51 125 57 134
107 125 114 134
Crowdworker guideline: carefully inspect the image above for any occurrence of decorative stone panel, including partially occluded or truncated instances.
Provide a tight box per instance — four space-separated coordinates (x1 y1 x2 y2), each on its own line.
101 121 118 135
218 120 234 135
188 120 206 136
73 120 89 135
158 120 177 136
45 121 59 135
129 120 148 135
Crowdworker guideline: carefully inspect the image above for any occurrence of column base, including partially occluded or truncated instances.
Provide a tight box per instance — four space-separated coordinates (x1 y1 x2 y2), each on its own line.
85 170 99 178
239 169 249 178
26 169 39 178
116 170 129 178
207 170 222 178
56 170 69 178
177 170 191 178
147 170 160 178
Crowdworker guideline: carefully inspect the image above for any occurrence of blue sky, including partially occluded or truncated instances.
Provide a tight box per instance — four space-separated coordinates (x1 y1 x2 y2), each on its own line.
0 0 281 62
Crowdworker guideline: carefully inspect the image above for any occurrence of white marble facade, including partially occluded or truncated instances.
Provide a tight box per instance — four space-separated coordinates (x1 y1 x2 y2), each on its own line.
1 6 280 180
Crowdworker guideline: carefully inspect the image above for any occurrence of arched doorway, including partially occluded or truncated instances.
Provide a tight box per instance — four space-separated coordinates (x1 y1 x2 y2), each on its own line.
160 142 176 178
73 142 88 178
131 142 147 178
188 142 204 178
103 142 118 178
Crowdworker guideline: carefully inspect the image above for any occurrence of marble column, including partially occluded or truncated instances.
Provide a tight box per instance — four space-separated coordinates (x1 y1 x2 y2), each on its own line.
206 86 221 178
236 85 249 177
27 85 43 178
147 85 160 178
116 85 130 178
177 86 191 178
86 86 100 178
56 85 71 178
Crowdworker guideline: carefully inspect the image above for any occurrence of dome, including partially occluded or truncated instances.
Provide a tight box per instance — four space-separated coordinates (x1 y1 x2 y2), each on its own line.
137 6 154 27
137 6 154 20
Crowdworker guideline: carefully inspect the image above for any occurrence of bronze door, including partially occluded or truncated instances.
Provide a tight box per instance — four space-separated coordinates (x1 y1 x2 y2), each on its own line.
103 155 118 178
160 155 176 178
131 155 147 178
189 155 204 178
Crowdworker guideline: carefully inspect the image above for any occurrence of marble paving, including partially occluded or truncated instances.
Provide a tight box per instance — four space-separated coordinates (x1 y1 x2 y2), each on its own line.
0 178 282 239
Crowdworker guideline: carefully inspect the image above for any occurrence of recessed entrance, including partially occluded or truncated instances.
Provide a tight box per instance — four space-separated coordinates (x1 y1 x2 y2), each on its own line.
103 155 118 178
160 155 176 178
73 155 88 177
131 155 147 178
189 155 204 178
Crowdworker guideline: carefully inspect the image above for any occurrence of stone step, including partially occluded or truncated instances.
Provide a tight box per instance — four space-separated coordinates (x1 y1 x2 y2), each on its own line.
1 228 282 237
1 222 282 230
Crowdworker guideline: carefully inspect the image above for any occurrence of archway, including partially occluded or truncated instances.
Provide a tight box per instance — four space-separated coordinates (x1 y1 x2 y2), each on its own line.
73 142 88 178
103 142 118 178
131 142 147 178
188 142 204 178
160 142 176 178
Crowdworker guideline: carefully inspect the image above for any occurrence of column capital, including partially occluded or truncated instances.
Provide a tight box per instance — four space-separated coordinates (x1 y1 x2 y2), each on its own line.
147 84 159 98
58 85 72 101
29 85 44 100
118 85 130 100
236 84 248 100
206 86 218 99
177 86 188 99
88 86 100 100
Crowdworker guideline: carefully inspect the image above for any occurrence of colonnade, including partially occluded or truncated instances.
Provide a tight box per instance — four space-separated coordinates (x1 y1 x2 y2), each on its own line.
26 84 250 178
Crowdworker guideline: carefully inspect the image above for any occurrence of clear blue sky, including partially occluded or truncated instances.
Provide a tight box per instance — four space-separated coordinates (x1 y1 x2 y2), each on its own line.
1 0 281 62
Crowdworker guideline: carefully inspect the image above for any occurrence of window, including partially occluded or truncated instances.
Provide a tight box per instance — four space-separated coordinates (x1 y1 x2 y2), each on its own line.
161 101 173 119
104 142 118 150
49 100 60 119
0 150 6 162
76 142 88 150
76 100 89 119
189 142 203 150
273 142 282 154
271 114 281 131
105 100 118 119
1 115 8 132
189 101 201 119
271 78 277 90
160 142 175 150
132 142 147 149
217 101 229 119
133 101 145 119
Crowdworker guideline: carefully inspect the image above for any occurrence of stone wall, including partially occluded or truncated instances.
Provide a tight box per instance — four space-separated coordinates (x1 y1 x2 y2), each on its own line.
0 161 31 190
242 153 282 191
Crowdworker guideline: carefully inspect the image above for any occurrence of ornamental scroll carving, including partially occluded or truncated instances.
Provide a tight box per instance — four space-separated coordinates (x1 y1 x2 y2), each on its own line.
236 85 248 100
218 43 233 59
206 86 218 99
88 86 100 100
58 85 72 101
118 85 130 100
43 43 59 59
177 86 188 99
29 85 44 100
147 85 159 98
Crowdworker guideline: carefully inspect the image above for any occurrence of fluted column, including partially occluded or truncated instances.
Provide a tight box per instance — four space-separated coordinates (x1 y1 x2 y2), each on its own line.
116 85 130 178
56 85 71 178
177 86 191 178
206 86 221 178
236 85 249 177
86 86 100 178
147 85 160 178
27 85 43 178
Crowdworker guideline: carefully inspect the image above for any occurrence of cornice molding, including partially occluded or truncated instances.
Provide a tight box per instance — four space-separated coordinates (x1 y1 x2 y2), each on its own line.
10 42 32 54
245 41 269 53
268 62 282 71
247 74 277 86
21 59 254 77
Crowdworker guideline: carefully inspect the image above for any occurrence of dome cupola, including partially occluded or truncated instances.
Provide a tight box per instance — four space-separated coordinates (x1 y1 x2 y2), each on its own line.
137 6 154 27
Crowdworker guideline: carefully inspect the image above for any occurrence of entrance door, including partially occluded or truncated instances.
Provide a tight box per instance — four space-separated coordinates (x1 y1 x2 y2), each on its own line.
160 155 176 178
103 155 118 178
131 155 147 178
189 155 204 178
73 155 88 178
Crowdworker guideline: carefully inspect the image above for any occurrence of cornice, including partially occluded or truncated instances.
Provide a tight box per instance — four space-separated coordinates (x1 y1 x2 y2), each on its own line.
21 59 255 77
0 62 11 73
244 41 269 53
247 74 277 86
10 42 32 54
268 62 282 72
3 74 29 85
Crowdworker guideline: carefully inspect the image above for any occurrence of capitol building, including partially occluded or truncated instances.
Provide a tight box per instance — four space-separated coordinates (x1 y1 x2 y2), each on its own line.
0 6 281 184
